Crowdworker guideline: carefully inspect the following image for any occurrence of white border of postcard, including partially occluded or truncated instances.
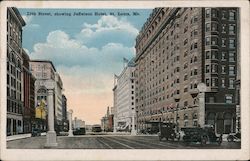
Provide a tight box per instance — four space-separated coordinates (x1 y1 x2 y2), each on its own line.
0 0 249 160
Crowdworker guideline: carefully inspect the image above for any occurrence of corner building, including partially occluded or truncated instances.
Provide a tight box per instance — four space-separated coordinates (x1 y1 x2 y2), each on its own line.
135 8 239 134
6 7 26 135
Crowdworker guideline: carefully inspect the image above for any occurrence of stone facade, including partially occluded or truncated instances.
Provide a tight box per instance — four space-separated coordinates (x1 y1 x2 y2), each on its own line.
29 60 57 131
135 8 239 134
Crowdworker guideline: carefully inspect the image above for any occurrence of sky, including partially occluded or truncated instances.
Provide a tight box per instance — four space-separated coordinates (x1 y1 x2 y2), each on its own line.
19 8 152 125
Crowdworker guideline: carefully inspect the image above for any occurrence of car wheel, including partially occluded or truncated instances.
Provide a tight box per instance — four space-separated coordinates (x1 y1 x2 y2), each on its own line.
201 136 207 145
227 137 233 142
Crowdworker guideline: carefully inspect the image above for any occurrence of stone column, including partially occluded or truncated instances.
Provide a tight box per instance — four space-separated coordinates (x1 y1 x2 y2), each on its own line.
45 89 58 147
198 92 205 128
68 110 73 136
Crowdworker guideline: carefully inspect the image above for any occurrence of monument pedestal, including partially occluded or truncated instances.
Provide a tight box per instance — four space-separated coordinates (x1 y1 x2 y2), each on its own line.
131 129 137 136
68 130 73 136
45 131 58 147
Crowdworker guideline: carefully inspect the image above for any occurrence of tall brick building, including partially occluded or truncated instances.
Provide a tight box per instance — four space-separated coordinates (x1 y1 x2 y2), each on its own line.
22 49 35 133
135 8 239 134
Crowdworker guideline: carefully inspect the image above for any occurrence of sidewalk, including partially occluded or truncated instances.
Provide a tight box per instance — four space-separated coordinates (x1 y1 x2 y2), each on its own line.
7 132 46 141
7 133 31 141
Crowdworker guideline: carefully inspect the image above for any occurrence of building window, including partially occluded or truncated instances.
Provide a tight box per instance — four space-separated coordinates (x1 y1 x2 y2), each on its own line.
205 23 210 32
184 101 188 106
211 37 218 45
221 65 226 74
184 63 188 69
193 120 198 127
184 26 188 33
211 22 218 31
211 64 218 73
225 95 233 103
229 78 235 89
205 8 210 18
222 24 226 33
206 51 210 59
221 52 226 60
222 38 226 47
211 78 218 87
229 10 236 21
194 69 198 75
229 24 236 35
209 96 215 103
184 74 188 81
229 52 235 62
211 50 218 59
221 78 225 88
191 29 198 37
229 66 235 75
184 39 188 45
211 9 218 18
184 87 188 93
206 65 210 73
206 78 210 86
222 11 227 19
205 37 210 46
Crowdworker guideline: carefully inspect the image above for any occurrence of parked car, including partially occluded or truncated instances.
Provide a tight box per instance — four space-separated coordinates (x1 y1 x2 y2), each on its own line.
31 128 41 137
181 126 222 145
158 122 179 141
227 132 241 142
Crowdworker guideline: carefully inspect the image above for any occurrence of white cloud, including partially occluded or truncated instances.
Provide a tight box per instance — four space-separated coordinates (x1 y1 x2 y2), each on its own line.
82 15 138 35
75 15 138 47
30 30 134 71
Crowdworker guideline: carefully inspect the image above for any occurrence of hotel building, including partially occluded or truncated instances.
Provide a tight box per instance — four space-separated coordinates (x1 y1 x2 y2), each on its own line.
135 8 239 134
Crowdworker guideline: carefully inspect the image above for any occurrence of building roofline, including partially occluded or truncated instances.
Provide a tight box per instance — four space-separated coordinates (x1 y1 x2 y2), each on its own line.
30 59 57 72
10 7 26 26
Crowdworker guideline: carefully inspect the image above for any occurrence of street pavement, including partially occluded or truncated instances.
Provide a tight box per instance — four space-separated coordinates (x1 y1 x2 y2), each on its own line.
7 134 240 149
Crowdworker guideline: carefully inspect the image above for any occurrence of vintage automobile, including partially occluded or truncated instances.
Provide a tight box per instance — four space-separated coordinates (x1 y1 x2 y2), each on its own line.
31 128 41 137
227 132 241 142
158 122 178 141
181 126 222 145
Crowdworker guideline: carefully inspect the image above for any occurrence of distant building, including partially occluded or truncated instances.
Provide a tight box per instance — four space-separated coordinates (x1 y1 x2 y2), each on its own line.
55 73 63 132
101 106 114 132
135 8 239 134
6 7 26 136
113 58 136 132
30 60 57 131
73 117 85 129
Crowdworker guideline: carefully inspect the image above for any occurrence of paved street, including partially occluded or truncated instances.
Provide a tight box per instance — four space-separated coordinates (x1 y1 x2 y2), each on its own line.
7 134 240 149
